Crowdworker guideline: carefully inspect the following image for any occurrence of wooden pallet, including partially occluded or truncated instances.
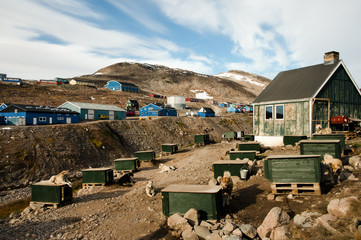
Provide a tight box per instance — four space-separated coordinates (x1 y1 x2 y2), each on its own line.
270 182 321 195
82 183 105 189
30 201 61 209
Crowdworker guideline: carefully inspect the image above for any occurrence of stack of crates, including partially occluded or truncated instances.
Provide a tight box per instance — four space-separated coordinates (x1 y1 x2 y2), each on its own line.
82 168 113 188
31 182 72 208
264 155 322 195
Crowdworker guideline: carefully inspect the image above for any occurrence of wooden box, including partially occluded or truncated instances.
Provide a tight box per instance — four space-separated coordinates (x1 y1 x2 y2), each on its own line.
114 158 139 171
312 134 345 150
264 155 322 183
82 168 113 185
161 144 178 154
283 135 308 146
194 134 210 145
161 184 223 220
299 140 341 159
31 182 72 205
213 160 248 178
134 150 156 161
229 150 257 160
223 132 237 140
243 134 254 141
237 141 261 152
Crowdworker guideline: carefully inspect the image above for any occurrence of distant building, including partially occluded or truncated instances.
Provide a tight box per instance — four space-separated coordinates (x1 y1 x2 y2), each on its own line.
59 101 126 121
167 96 186 109
139 103 177 117
218 102 229 107
0 103 79 125
126 100 139 111
105 81 138 92
198 107 215 117
227 106 240 113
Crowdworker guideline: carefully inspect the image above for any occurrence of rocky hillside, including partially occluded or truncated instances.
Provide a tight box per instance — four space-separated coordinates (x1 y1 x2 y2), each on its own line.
74 62 271 103
0 115 252 190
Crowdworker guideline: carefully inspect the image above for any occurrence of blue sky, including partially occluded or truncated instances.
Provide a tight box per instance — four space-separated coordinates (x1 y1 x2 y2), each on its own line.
1 0 361 87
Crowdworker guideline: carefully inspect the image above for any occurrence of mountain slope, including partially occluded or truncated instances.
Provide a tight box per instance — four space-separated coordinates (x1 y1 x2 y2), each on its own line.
75 62 271 103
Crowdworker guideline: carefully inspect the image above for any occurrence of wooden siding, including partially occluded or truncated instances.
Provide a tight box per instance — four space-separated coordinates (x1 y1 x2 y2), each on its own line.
316 66 361 119
253 101 309 136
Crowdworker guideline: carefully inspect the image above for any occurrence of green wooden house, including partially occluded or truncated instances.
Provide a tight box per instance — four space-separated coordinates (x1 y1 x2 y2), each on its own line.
114 158 139 171
82 168 113 187
252 51 361 146
134 150 156 161
31 182 72 206
161 144 178 154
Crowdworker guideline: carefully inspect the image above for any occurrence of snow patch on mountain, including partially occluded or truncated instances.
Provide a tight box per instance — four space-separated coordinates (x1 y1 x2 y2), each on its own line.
190 90 213 99
216 72 265 87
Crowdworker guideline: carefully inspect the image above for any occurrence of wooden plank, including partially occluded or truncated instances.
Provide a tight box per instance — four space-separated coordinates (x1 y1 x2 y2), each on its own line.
270 182 321 195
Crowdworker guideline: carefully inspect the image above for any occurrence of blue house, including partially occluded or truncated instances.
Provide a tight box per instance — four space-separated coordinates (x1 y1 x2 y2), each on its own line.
59 101 126 121
0 104 80 126
198 107 215 117
105 81 138 93
227 107 240 113
139 103 177 117
0 103 9 110
219 102 229 107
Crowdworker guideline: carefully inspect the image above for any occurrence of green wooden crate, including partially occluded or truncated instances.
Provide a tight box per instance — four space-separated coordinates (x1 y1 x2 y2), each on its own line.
229 151 257 160
114 158 139 171
223 132 237 139
194 134 210 144
213 160 248 178
161 144 178 153
299 140 341 159
237 141 261 152
82 168 113 184
161 184 223 220
264 155 322 183
312 134 345 150
243 134 254 141
283 135 308 146
134 150 156 161
31 182 72 204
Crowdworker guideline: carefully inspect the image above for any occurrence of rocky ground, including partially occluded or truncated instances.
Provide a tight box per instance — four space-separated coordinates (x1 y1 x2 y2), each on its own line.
1 139 361 240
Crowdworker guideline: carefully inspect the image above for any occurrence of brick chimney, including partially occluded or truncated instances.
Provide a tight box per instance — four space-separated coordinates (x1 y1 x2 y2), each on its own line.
324 51 339 64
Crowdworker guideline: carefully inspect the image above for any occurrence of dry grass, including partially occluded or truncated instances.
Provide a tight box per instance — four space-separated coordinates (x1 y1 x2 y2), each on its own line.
0 197 31 219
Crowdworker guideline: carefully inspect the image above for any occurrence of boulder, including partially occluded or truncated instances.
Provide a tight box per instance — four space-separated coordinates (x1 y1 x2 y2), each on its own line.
316 214 339 234
270 225 288 240
205 232 222 240
223 235 242 240
184 208 200 226
257 207 290 239
194 225 211 239
293 211 321 228
167 213 192 232
239 224 257 238
327 196 358 218
223 222 236 235
349 155 361 169
231 228 243 237
182 228 199 240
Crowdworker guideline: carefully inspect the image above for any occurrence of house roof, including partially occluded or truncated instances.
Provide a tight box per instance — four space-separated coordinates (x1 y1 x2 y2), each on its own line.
107 80 137 87
252 60 342 104
0 103 78 114
60 101 126 112
199 107 215 113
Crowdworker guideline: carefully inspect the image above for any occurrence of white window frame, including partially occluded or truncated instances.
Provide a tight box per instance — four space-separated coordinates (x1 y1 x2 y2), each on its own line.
265 105 273 120
275 104 284 120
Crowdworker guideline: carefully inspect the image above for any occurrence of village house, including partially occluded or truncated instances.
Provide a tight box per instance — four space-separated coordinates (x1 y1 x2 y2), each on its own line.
105 80 138 93
59 101 126 121
0 103 79 125
139 103 177 117
198 107 215 117
252 51 361 146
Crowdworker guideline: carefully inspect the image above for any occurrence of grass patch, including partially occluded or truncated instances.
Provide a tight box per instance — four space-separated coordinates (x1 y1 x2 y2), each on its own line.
0 197 31 219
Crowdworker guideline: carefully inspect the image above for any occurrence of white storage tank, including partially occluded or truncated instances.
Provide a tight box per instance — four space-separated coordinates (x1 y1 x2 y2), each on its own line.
167 96 186 109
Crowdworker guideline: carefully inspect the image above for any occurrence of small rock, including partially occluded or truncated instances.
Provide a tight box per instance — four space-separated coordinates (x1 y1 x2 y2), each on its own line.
167 213 192 232
182 228 199 240
223 222 235 235
267 194 275 201
21 206 32 216
200 220 213 228
239 224 257 238
327 196 359 218
257 207 290 239
223 235 242 240
287 194 293 200
270 225 288 240
317 214 339 234
194 225 211 239
275 196 285 202
184 208 200 226
205 232 222 240
231 228 242 237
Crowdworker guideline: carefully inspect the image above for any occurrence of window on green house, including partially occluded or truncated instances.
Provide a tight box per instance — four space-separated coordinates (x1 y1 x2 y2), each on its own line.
276 105 284 119
266 106 273 119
